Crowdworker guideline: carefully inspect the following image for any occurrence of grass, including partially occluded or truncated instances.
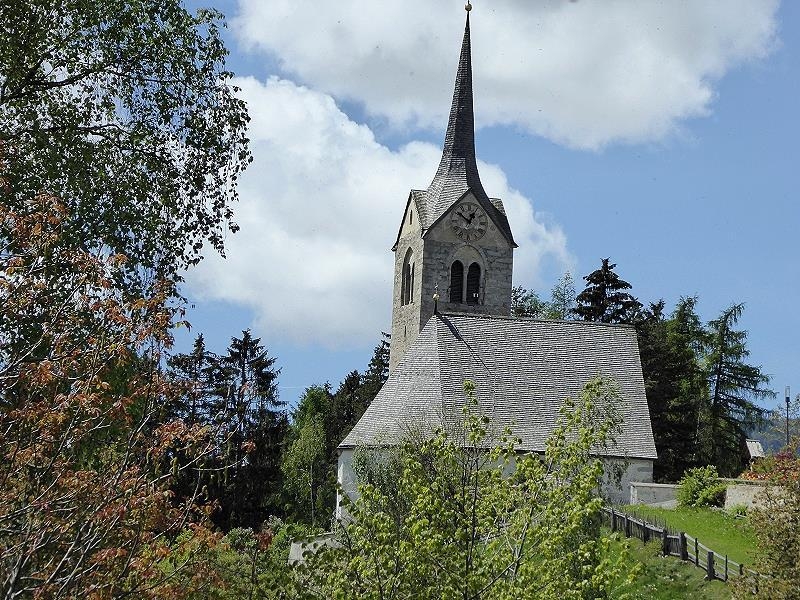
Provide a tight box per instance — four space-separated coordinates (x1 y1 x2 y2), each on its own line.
615 537 732 599
621 505 759 566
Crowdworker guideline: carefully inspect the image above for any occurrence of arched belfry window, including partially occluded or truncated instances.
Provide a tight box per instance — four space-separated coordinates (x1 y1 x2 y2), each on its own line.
466 262 481 305
450 261 464 303
401 248 414 305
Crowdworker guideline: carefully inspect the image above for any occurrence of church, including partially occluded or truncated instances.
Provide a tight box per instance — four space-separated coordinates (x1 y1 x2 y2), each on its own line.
337 9 656 505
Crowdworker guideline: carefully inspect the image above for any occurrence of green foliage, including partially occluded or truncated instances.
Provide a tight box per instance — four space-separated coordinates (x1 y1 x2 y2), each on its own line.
741 440 800 483
166 330 288 530
511 272 576 319
511 285 548 318
636 298 708 482
182 518 317 600
282 416 327 527
702 304 773 475
573 258 642 324
735 478 800 599
0 0 250 295
281 333 390 525
299 377 637 599
677 466 727 508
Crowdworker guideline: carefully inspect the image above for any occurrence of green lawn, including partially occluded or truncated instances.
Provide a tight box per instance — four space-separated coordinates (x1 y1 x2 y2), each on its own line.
621 505 758 566
616 537 732 600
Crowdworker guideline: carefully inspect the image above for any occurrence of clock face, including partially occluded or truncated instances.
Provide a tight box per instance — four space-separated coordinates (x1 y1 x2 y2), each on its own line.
450 202 488 242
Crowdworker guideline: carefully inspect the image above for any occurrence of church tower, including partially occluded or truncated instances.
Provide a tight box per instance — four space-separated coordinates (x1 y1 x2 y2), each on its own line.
389 11 517 371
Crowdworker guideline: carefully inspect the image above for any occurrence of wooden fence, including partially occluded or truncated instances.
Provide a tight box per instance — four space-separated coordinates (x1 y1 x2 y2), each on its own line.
600 507 760 583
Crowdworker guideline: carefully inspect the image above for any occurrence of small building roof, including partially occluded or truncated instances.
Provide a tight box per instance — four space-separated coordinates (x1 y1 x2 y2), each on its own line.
340 313 657 460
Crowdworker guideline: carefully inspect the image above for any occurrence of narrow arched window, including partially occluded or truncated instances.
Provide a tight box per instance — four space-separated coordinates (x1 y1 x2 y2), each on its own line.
401 248 414 305
466 262 481 304
450 260 464 303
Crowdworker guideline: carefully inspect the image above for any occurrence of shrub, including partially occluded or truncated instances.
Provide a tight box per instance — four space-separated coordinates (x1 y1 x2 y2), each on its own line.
677 466 727 508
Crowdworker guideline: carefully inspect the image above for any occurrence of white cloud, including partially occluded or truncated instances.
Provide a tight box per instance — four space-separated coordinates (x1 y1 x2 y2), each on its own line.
233 0 778 150
188 77 572 347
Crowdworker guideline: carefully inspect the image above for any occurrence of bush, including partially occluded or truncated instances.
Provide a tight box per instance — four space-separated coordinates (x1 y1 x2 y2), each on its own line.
677 466 727 508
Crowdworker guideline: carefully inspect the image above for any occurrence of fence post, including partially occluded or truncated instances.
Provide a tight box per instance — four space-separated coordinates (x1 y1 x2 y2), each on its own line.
706 551 715 580
679 532 688 561
739 564 744 577
725 555 728 582
661 528 669 556
624 514 631 538
643 524 649 544
694 538 699 566
610 508 616 532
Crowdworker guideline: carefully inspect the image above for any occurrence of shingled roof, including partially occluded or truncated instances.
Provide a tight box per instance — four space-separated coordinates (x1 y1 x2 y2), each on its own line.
340 313 657 460
393 15 516 249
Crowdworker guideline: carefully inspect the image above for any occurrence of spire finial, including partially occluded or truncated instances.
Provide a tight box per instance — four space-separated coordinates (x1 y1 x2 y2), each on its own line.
433 284 440 314
465 1 472 11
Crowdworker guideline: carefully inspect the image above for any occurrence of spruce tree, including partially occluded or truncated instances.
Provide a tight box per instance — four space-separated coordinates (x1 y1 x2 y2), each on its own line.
573 258 642 323
215 330 287 528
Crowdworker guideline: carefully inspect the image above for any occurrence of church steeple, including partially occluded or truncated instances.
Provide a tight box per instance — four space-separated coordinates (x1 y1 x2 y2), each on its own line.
388 5 516 372
419 11 516 247
430 12 488 204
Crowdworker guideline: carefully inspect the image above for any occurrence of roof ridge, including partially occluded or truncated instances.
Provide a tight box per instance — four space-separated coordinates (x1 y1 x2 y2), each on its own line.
438 311 637 329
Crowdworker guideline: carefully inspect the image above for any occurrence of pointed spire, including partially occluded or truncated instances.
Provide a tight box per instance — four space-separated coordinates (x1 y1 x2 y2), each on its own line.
428 10 488 207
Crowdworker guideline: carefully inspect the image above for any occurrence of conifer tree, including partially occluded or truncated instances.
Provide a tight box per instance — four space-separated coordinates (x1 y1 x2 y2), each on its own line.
573 258 642 324
702 304 773 475
636 298 707 481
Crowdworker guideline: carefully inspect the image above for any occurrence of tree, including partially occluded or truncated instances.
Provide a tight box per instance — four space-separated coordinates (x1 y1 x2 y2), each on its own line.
358 332 390 404
214 330 288 529
635 298 707 481
300 378 636 599
511 286 548 318
573 258 642 324
511 272 576 320
701 303 773 475
0 0 250 295
166 334 220 425
735 443 800 599
0 199 223 598
547 271 576 319
282 415 327 527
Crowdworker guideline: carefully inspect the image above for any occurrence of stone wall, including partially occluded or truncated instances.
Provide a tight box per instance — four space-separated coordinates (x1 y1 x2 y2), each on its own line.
389 193 514 372
629 482 679 506
722 479 775 509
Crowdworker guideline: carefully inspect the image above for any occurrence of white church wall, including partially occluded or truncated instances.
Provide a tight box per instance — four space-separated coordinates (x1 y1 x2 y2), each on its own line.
336 447 652 519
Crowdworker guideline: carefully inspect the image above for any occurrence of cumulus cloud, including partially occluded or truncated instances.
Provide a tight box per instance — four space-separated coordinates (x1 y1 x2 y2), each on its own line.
233 0 778 149
187 77 572 347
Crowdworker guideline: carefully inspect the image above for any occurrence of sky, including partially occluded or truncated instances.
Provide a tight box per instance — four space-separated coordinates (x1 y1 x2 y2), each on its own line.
177 0 799 411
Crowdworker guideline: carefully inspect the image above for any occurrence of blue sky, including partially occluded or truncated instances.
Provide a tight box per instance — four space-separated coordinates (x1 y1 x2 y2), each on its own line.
178 1 798 410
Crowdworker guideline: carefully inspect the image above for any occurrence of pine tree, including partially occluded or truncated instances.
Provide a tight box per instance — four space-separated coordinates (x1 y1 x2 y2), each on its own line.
573 258 642 324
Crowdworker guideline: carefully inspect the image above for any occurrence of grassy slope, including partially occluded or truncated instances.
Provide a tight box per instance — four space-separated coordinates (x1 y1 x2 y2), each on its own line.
618 538 732 600
621 506 758 566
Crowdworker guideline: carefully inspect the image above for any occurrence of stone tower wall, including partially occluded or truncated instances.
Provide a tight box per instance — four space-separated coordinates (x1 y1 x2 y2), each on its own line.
389 195 513 371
